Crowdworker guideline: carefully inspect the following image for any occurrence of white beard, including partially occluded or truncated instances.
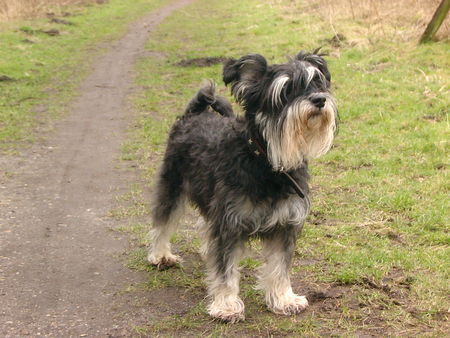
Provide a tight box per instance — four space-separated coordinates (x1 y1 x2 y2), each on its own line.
256 95 337 171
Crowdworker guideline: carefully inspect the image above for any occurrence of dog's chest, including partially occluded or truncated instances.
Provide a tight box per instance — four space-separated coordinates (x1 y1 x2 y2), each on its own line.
228 194 309 233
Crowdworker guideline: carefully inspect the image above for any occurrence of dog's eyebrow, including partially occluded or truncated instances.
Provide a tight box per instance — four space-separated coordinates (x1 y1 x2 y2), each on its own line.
305 66 316 86
303 64 326 87
270 75 290 107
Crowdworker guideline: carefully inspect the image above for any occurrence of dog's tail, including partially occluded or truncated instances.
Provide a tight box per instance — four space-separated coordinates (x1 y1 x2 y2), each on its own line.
184 80 234 117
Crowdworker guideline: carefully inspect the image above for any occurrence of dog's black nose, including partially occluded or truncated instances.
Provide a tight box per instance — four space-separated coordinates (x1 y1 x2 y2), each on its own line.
310 94 326 108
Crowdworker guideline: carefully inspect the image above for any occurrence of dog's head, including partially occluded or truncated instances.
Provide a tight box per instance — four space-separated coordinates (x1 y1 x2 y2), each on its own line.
223 50 338 171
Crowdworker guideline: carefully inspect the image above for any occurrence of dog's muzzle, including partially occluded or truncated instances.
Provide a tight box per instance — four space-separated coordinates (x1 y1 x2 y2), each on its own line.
309 93 327 109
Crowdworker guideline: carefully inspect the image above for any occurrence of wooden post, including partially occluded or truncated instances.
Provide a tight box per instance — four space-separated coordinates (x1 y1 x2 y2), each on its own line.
420 0 450 43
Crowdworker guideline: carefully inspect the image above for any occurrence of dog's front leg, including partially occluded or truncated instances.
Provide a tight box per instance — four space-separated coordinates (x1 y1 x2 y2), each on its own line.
205 234 245 323
258 228 308 315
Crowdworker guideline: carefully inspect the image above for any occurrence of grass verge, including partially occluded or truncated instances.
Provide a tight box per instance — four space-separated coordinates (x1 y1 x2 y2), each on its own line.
0 0 165 152
0 0 102 21
115 0 449 335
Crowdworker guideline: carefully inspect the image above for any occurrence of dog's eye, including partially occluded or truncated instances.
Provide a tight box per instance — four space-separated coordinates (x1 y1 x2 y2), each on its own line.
311 72 329 89
312 73 323 82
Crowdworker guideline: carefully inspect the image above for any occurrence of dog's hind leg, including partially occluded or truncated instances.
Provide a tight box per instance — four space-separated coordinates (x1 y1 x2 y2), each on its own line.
257 228 309 315
205 231 245 323
147 159 185 270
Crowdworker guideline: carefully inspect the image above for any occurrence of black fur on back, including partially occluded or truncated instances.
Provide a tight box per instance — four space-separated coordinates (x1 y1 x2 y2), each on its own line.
154 110 309 243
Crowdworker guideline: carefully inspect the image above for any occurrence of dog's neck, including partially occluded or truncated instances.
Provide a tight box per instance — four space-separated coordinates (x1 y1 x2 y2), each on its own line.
247 125 267 158
245 122 306 199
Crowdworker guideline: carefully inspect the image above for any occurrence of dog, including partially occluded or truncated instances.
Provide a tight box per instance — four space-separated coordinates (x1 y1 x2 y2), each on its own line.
147 50 338 323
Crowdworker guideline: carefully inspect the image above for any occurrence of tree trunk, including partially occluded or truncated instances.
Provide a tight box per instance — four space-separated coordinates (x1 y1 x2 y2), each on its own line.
419 0 450 43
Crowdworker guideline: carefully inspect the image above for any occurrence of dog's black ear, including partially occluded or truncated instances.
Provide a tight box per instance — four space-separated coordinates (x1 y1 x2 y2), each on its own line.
223 58 238 85
223 54 268 86
295 50 331 82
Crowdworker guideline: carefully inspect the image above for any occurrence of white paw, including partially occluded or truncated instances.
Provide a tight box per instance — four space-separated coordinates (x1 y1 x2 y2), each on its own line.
269 294 309 315
208 297 245 323
147 252 180 270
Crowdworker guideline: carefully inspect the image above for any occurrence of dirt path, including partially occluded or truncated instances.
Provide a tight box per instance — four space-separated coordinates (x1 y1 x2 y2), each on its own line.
0 0 193 335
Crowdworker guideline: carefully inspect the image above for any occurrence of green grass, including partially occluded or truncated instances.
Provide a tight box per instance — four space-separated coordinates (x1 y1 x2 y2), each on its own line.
117 1 450 337
51 0 450 337
0 0 166 152
2 0 446 335
117 0 449 335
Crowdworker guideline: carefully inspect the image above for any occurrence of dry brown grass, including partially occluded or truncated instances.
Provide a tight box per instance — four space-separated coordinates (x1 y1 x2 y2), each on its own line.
275 0 449 43
0 0 103 22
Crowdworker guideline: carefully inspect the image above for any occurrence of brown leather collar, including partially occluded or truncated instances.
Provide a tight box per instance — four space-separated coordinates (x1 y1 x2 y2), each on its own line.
248 136 306 199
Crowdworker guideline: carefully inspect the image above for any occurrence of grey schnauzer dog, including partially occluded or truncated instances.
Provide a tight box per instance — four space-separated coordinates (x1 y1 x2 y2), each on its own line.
148 50 338 322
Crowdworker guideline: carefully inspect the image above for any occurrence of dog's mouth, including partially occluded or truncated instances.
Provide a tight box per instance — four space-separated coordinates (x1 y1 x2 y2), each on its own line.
307 110 322 120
